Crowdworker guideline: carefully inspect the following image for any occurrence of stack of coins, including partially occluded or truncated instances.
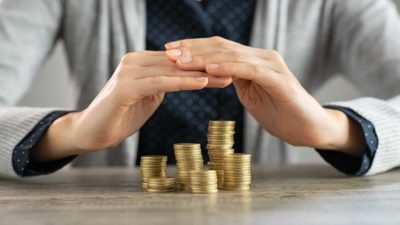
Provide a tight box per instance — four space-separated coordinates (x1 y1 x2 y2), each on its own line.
147 177 176 193
140 156 167 190
223 153 252 191
174 143 204 190
189 170 218 194
207 120 236 188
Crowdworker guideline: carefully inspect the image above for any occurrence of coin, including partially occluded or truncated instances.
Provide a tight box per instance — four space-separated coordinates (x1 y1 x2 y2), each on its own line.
189 170 218 194
140 155 169 191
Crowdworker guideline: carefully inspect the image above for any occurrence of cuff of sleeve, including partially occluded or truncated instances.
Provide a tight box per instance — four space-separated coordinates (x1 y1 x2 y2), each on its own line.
12 111 76 177
316 105 378 176
25 155 76 177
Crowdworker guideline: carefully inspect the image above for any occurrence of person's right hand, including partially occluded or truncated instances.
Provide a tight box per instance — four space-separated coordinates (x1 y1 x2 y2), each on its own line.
31 51 232 162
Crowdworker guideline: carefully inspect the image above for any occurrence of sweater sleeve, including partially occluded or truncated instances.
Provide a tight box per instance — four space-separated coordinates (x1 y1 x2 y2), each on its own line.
328 0 400 175
317 106 378 176
326 97 400 176
0 0 65 178
13 111 76 177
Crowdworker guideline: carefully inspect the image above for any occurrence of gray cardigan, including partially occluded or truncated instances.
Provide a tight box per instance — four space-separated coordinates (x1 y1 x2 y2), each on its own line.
1 0 400 178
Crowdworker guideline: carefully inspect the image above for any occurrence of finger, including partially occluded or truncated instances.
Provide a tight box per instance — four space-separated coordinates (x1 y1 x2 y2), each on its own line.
165 37 277 61
166 37 239 58
122 51 173 67
207 76 233 88
171 52 280 72
165 37 231 50
132 76 208 98
122 65 229 88
135 70 230 89
205 63 278 88
124 65 208 79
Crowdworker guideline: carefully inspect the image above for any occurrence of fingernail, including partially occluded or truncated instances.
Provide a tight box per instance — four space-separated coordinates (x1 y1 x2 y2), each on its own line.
165 41 181 49
207 64 219 70
166 49 182 57
178 56 192 64
195 77 207 82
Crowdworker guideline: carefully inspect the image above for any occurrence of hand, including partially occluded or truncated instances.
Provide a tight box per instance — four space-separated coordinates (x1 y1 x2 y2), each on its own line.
32 51 232 162
165 37 365 156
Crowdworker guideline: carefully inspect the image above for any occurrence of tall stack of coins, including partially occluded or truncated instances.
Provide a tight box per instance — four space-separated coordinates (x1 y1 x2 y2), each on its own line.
140 156 167 190
174 143 204 190
189 170 218 194
223 153 251 191
147 177 176 193
207 120 236 188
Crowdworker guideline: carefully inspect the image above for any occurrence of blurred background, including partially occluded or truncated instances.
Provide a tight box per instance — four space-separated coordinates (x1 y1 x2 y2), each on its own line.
17 0 400 165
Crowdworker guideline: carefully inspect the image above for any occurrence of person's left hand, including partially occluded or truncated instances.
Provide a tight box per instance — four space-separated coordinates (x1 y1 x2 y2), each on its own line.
164 37 365 156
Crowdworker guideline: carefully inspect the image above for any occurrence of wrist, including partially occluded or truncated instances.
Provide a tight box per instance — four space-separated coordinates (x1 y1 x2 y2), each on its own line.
31 112 84 162
315 108 365 157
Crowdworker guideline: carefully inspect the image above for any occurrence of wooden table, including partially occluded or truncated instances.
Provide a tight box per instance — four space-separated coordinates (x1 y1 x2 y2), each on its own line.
1 165 400 225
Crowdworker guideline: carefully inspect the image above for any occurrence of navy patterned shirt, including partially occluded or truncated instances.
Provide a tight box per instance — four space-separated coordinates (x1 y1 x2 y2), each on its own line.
12 0 378 176
137 0 256 164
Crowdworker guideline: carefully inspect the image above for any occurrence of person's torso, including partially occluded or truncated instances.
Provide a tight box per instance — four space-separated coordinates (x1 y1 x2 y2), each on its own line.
59 0 339 166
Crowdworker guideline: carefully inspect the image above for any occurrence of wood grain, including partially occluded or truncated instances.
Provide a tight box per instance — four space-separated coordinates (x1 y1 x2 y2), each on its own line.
1 165 400 225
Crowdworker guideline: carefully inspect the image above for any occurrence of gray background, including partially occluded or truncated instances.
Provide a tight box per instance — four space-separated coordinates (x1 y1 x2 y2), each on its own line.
16 1 400 164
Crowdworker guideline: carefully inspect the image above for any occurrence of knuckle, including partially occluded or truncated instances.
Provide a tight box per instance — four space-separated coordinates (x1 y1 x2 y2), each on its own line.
252 65 265 75
165 66 177 75
194 55 205 65
152 76 166 84
231 52 244 62
115 66 136 81
212 36 224 42
149 77 160 84
120 52 137 65
224 66 235 76
267 50 281 59
219 80 231 88
178 77 185 91
180 39 191 48
212 36 227 47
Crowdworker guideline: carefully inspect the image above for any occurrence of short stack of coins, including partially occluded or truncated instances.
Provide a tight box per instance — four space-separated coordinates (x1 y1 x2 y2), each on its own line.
174 143 204 190
189 170 218 194
147 177 176 193
223 153 252 191
140 156 167 190
207 120 236 188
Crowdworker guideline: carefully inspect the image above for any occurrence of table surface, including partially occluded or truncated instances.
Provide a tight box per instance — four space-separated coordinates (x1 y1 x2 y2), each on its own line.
1 165 400 225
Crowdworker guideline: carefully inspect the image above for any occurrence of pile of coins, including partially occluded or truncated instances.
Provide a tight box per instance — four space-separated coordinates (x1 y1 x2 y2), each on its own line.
140 156 168 190
189 170 218 194
139 120 252 194
223 153 252 191
207 120 236 188
147 177 176 193
174 143 204 190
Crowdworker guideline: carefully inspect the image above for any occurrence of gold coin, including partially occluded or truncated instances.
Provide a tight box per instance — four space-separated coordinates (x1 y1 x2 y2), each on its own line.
191 190 218 194
141 155 167 159
146 188 176 193
206 144 234 148
224 153 251 159
224 180 252 184
222 186 250 191
174 143 201 149
209 120 235 124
